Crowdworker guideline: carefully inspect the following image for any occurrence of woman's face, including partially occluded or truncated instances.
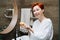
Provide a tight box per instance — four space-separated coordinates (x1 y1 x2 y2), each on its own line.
33 5 44 18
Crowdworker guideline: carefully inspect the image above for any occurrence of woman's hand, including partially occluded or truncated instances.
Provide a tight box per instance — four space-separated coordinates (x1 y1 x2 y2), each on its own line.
19 22 34 33
19 22 27 28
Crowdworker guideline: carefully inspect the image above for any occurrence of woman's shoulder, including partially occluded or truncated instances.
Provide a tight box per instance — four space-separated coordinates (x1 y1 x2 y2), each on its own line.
44 18 52 24
32 19 39 25
33 19 39 23
46 18 52 22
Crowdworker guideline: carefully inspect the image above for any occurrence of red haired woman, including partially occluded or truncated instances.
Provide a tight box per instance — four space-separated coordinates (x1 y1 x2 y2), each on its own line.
20 2 53 40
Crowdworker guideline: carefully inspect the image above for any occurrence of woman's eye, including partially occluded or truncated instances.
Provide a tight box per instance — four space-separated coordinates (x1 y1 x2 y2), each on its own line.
36 9 39 11
33 9 40 12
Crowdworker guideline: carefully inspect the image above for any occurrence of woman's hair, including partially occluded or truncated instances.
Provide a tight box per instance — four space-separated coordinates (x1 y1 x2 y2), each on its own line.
32 2 44 10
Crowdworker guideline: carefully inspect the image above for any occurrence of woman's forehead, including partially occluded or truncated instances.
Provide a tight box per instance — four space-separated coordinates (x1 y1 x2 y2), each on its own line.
33 5 41 10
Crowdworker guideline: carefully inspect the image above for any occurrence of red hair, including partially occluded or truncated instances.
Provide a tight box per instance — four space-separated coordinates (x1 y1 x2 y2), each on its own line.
32 2 44 9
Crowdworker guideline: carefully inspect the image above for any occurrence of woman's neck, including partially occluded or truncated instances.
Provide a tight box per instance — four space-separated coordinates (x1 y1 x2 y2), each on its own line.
38 14 46 22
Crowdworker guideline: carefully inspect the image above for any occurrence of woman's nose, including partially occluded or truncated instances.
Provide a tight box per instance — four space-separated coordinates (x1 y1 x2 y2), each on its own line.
34 11 39 16
34 11 38 14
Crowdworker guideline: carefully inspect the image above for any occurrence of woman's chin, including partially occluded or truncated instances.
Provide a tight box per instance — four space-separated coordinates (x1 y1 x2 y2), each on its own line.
35 17 39 19
35 16 40 18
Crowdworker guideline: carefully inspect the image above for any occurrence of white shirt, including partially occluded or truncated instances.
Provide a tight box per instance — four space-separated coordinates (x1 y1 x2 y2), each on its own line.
29 18 53 40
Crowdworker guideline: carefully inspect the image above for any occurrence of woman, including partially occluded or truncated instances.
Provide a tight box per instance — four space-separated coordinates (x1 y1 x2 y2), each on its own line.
20 2 53 40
